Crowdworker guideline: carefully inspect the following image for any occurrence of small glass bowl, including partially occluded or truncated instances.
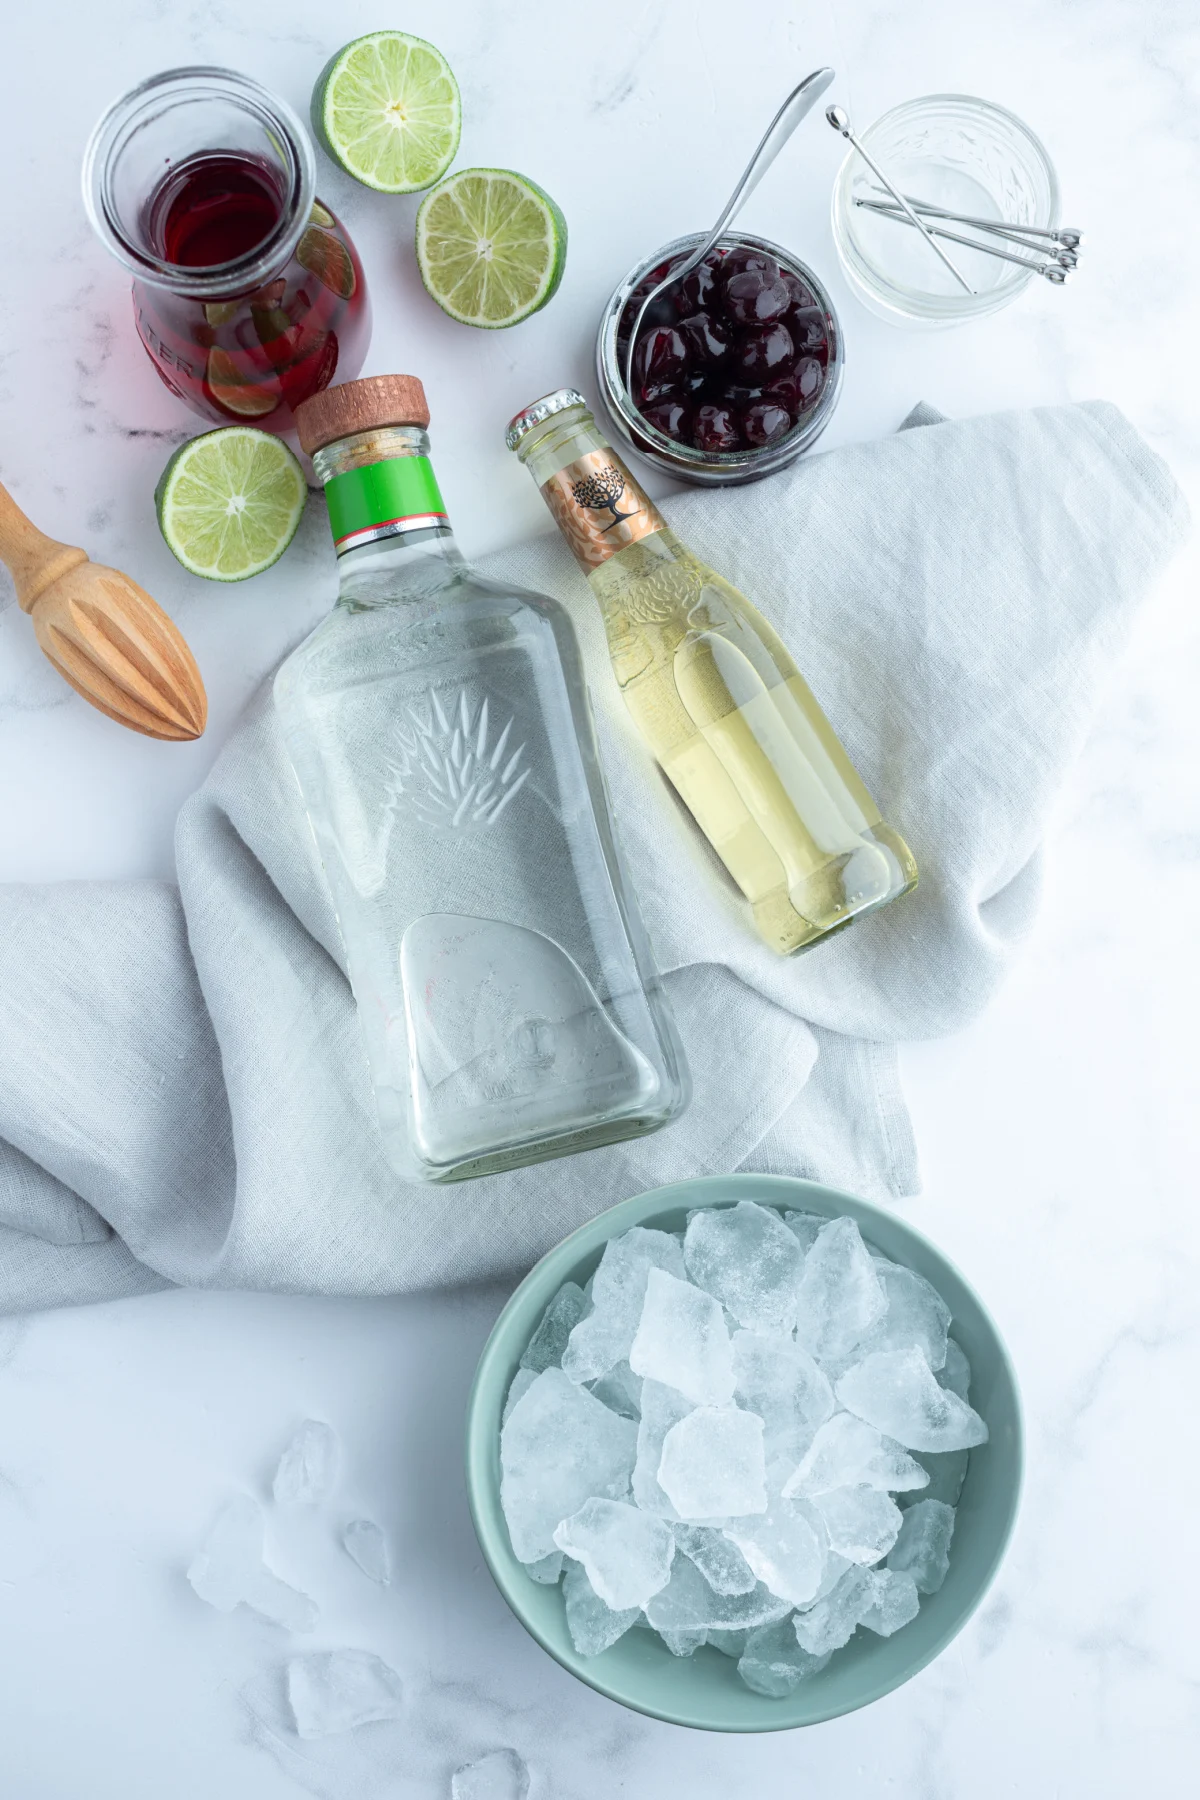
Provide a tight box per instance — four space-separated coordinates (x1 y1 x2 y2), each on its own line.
832 95 1059 327
595 231 844 487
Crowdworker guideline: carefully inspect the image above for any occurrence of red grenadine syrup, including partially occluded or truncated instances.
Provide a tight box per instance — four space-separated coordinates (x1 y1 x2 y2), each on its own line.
134 152 370 432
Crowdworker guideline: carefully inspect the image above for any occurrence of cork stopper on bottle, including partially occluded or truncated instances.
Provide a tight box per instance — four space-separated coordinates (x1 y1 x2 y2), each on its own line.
294 375 430 455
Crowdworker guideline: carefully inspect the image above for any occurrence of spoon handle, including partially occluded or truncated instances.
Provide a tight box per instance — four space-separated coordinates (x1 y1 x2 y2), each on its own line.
623 67 834 395
690 66 835 275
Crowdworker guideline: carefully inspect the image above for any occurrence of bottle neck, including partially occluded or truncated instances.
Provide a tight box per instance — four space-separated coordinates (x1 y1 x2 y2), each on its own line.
314 425 461 597
515 403 667 575
83 67 315 300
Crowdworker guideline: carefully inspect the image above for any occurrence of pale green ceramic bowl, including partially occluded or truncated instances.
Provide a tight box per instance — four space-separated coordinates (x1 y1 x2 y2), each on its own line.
465 1174 1022 1731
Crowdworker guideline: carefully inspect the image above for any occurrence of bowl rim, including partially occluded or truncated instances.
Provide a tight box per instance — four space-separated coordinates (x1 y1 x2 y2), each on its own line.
465 1172 1024 1732
831 91 1060 324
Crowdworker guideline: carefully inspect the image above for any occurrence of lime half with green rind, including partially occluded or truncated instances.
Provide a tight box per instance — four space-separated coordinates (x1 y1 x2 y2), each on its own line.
155 428 307 582
416 168 567 329
313 31 461 194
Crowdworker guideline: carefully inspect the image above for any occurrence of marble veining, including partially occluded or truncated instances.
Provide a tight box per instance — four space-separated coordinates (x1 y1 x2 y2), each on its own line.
0 0 1197 1793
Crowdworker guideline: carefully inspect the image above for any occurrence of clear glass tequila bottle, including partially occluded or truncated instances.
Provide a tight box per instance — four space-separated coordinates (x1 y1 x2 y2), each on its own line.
507 390 917 955
275 375 688 1182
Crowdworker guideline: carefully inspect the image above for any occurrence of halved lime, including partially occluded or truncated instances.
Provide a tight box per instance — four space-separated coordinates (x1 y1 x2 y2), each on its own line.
155 428 307 582
416 168 567 328
312 31 460 194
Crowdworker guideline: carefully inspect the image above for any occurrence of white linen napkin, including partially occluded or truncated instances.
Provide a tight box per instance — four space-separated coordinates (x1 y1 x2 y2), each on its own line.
0 401 1187 1312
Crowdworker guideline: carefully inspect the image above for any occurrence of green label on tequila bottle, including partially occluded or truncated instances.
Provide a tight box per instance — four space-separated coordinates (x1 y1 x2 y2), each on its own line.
324 457 449 555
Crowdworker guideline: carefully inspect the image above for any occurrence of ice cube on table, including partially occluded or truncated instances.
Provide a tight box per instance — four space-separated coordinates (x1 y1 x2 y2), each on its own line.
858 1567 921 1636
523 1551 564 1584
341 1518 391 1586
562 1560 640 1656
629 1269 735 1407
887 1498 956 1593
500 1367 637 1562
782 1412 929 1499
553 1497 675 1610
658 1406 766 1521
645 1555 792 1633
587 1360 643 1419
781 1210 826 1255
503 1369 537 1424
187 1496 317 1631
810 1485 904 1565
793 1565 876 1654
794 1218 887 1367
286 1649 403 1737
451 1747 530 1800
838 1263 951 1375
732 1331 834 1470
673 1524 757 1597
724 1498 826 1607
737 1619 832 1697
836 1349 989 1452
683 1202 805 1334
939 1338 972 1401
562 1228 685 1384
632 1380 693 1518
520 1282 587 1374
273 1421 340 1506
918 1447 970 1507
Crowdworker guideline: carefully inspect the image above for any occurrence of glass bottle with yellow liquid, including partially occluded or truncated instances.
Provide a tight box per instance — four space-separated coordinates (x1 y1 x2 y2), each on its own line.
506 390 917 954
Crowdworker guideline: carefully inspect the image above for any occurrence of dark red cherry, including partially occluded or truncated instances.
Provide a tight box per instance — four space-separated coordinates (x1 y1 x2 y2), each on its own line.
731 320 796 384
786 305 829 357
633 324 688 399
676 253 722 313
641 394 693 441
722 267 790 326
718 246 774 281
742 400 793 447
766 356 825 417
681 368 709 397
780 270 817 310
693 402 742 454
678 310 733 368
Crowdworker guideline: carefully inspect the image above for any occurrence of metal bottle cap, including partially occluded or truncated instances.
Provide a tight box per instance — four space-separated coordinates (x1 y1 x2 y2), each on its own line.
295 374 430 455
504 388 588 452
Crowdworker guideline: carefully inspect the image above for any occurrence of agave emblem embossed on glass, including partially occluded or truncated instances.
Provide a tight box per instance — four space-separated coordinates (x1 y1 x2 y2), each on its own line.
274 376 687 1182
387 689 529 831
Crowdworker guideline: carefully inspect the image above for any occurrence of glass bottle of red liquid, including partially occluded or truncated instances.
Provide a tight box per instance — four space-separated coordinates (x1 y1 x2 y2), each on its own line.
83 67 370 432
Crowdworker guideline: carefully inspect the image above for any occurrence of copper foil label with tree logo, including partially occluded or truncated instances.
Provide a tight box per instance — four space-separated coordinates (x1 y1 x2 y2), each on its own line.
541 452 665 570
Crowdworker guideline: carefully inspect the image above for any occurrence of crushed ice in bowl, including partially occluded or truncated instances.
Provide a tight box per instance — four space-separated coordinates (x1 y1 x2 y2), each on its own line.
498 1204 989 1695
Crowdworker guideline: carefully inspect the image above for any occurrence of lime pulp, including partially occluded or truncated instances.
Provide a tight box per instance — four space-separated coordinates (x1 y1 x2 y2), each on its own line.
313 31 461 194
415 167 567 329
155 428 307 582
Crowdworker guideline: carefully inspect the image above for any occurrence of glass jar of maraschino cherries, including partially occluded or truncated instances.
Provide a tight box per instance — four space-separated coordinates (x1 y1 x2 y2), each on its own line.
596 232 843 485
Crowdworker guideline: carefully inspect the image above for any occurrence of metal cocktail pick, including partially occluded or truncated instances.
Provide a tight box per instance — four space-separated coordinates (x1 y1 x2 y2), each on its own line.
825 103 976 296
883 195 1083 251
852 198 1073 284
623 66 836 397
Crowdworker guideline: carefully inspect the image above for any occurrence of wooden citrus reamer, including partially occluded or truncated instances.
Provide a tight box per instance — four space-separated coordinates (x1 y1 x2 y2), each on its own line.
0 480 206 740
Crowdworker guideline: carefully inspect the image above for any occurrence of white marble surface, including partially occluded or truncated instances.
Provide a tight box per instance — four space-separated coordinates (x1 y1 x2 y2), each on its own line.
1 0 1198 1793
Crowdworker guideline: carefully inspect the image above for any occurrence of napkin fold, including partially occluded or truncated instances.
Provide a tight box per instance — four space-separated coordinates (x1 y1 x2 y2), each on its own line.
0 401 1187 1313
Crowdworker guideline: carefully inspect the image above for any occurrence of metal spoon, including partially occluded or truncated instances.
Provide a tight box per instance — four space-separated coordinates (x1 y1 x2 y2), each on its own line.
826 103 975 296
623 66 835 397
853 198 1072 283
